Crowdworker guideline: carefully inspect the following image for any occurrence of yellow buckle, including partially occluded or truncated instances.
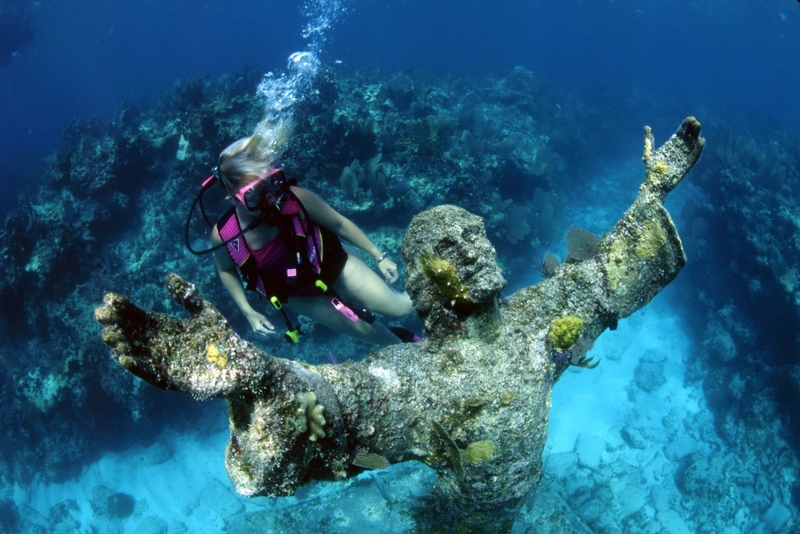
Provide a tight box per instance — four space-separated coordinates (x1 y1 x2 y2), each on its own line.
315 280 328 292
270 296 282 310
285 329 301 343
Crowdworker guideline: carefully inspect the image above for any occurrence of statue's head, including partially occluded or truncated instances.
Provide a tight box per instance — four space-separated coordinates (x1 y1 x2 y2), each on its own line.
402 205 506 338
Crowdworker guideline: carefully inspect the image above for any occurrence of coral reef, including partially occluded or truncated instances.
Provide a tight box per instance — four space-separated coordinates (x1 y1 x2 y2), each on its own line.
94 118 703 532
0 68 271 483
665 113 800 523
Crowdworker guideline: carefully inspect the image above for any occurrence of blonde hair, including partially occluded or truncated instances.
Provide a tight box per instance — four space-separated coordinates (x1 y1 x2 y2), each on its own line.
217 115 294 192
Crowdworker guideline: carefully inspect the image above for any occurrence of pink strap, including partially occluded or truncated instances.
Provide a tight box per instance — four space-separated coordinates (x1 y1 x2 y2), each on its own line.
220 215 250 266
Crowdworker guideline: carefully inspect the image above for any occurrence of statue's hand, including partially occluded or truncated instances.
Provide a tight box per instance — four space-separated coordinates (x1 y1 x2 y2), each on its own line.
94 290 182 390
96 274 279 397
643 116 705 198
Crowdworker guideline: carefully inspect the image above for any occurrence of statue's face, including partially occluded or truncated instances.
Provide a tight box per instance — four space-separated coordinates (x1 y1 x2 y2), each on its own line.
403 205 506 316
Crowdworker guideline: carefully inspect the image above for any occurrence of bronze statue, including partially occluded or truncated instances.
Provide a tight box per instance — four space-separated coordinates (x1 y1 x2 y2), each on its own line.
96 118 704 532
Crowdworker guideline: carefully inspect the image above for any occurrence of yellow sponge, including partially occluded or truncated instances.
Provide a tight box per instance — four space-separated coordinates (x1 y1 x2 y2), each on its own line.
548 316 584 351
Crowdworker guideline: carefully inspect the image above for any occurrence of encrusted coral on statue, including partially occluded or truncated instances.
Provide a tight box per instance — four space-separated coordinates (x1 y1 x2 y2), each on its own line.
418 250 472 308
548 315 584 352
205 343 228 368
634 219 668 259
463 440 496 463
288 391 326 441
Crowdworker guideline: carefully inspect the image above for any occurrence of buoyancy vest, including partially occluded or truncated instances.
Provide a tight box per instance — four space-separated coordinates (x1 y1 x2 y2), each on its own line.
216 193 346 304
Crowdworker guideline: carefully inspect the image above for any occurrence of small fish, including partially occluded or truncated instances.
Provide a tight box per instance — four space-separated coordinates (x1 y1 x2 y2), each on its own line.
352 449 390 470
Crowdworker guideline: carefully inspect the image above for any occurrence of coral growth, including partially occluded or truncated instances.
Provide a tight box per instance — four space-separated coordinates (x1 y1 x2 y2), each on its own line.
418 250 472 308
205 343 228 368
463 440 496 463
289 391 326 441
634 220 668 259
566 227 600 262
548 316 584 352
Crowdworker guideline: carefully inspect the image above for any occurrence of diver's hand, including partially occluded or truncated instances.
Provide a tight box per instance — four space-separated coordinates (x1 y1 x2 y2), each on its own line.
378 257 399 284
244 309 276 336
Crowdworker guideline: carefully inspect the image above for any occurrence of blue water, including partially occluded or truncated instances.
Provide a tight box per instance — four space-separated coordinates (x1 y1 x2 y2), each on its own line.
2 0 799 215
2 0 800 532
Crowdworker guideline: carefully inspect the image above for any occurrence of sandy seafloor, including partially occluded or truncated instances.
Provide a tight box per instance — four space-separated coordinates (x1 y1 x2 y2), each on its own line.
14 292 767 534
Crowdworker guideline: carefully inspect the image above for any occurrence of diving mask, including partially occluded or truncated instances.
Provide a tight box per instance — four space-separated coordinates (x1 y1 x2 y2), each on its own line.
233 169 288 212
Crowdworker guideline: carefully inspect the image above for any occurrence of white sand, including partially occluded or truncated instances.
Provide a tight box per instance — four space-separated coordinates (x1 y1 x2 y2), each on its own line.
546 290 696 458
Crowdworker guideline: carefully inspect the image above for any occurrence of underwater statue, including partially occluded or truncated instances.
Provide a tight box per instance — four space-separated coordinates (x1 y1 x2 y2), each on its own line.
96 117 704 533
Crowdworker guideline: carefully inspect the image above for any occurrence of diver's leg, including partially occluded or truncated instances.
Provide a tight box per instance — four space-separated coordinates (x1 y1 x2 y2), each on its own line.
332 252 413 318
288 295 401 346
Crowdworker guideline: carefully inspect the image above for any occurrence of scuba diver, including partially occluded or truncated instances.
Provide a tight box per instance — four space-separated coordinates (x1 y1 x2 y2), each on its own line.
186 123 416 347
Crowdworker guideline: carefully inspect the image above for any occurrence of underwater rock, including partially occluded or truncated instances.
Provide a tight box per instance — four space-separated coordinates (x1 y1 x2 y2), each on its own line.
761 499 792 532
90 485 136 520
575 433 605 470
141 441 173 466
633 348 668 392
95 118 704 533
620 426 648 449
107 492 136 519
663 434 698 462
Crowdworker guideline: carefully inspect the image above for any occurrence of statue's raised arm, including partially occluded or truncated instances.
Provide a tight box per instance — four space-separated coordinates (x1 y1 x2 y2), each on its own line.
95 117 704 533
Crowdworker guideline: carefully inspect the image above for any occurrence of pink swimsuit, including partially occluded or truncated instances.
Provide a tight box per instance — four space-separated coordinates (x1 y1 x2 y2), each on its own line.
248 219 332 297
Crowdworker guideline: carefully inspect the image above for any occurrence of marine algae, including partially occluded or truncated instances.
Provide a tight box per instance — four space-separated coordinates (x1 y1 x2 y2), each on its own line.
419 250 471 307
463 440 496 463
432 421 464 479
635 219 668 259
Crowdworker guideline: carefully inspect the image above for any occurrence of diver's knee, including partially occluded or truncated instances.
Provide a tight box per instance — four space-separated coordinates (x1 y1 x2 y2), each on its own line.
385 292 413 318
346 320 378 341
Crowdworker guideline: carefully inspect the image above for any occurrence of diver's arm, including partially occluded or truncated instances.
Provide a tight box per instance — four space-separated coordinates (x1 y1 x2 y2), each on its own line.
291 187 381 257
212 226 276 335
291 186 399 283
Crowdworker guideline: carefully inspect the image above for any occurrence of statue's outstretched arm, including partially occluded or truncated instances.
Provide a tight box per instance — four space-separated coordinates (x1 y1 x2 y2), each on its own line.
600 116 704 318
95 274 276 396
509 116 705 338
95 273 352 496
